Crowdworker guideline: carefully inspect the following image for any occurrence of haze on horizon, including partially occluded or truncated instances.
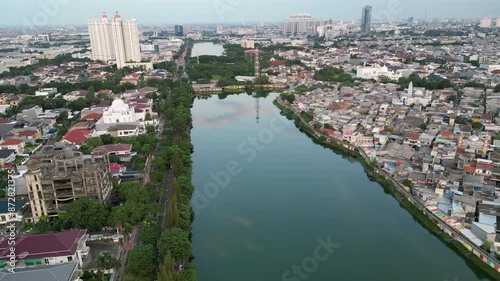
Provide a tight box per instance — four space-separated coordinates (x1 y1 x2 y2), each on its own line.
1 0 498 26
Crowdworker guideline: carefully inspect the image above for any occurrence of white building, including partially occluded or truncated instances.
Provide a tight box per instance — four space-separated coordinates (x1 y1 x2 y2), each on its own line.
400 82 432 107
356 65 402 80
88 13 116 61
283 14 327 35
101 98 144 124
480 17 492 28
88 12 141 69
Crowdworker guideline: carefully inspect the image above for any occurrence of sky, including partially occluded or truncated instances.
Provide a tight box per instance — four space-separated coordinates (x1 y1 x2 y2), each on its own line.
2 0 499 26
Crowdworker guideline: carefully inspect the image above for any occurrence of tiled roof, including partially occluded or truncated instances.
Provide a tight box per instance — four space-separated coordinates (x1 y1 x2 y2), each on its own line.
0 229 86 260
0 139 23 146
62 130 92 145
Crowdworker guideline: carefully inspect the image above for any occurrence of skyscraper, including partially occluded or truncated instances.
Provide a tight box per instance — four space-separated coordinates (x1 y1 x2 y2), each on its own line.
88 13 115 62
88 12 141 69
361 5 372 34
175 24 184 36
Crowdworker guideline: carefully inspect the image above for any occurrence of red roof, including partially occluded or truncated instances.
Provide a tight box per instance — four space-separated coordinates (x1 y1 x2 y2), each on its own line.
0 229 86 260
0 139 24 146
405 132 420 140
476 162 493 170
109 162 126 172
440 131 453 137
82 112 103 120
464 166 475 173
62 130 92 145
329 104 344 110
15 130 37 137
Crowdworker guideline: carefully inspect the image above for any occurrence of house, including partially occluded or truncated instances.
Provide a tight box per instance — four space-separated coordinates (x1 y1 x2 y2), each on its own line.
0 262 78 281
0 139 25 154
0 149 16 167
0 199 28 225
61 130 92 147
109 162 127 175
92 144 134 162
107 124 139 137
0 229 88 269
81 112 103 121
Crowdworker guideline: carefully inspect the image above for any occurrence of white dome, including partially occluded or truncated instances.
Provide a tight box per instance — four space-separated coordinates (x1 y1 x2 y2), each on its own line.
469 135 479 142
112 99 125 107
414 90 424 97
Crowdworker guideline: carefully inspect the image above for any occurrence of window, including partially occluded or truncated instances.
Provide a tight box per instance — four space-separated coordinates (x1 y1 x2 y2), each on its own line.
68 256 72 261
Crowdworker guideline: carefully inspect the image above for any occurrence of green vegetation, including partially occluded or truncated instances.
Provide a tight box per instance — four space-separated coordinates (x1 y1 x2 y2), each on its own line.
187 44 254 86
313 67 353 82
280 93 295 103
398 73 454 90
423 30 467 37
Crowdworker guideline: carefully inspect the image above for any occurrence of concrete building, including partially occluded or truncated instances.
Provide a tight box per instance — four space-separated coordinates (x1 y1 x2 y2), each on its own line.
361 5 372 34
480 17 492 28
282 14 327 35
241 39 255 49
88 12 141 69
24 149 112 222
88 13 115 62
175 24 184 36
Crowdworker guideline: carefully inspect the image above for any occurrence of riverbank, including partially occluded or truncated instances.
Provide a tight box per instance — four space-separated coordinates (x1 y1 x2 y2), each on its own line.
273 98 500 280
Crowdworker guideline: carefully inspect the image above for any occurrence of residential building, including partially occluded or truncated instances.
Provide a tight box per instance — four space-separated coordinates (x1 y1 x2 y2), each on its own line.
24 150 112 222
0 199 28 225
0 149 15 167
480 17 492 28
0 139 25 154
282 14 327 35
361 5 372 34
88 12 141 69
92 144 134 162
0 229 88 269
241 39 255 49
88 12 116 62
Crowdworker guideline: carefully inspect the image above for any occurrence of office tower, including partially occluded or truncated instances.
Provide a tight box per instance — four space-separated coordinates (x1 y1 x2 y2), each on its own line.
24 149 112 222
497 17 500 27
175 24 184 36
282 14 327 35
407 17 414 24
361 5 372 34
88 12 141 69
480 17 492 28
88 12 116 61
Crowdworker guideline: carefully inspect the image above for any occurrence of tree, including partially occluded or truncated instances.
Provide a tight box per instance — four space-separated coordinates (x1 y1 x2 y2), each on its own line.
66 198 108 231
100 134 113 145
125 244 156 278
402 179 413 187
495 84 500 93
140 218 161 247
177 263 198 281
172 151 184 177
158 228 191 261
109 155 121 163
165 194 180 228
116 182 150 204
419 123 427 131
157 254 176 281
96 251 120 281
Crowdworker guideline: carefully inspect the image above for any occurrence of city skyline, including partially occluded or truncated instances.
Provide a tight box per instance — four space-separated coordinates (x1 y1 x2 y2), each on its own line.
2 0 499 26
